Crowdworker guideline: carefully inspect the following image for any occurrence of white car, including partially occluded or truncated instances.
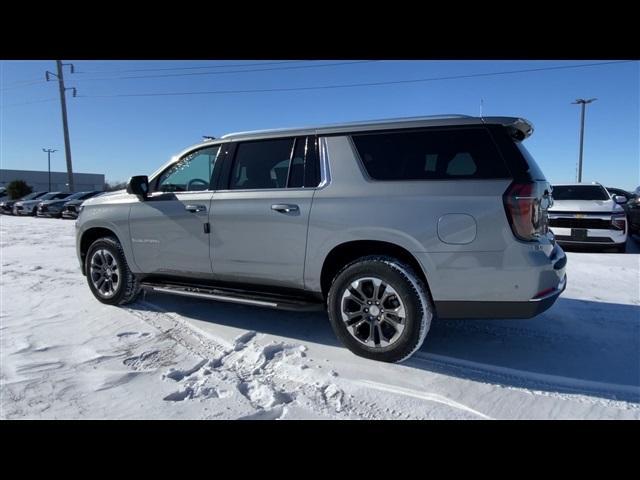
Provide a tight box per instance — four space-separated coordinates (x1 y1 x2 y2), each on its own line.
548 182 628 252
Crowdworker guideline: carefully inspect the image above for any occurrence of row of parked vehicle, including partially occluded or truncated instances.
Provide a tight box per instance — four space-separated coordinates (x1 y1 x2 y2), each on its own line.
0 190 104 219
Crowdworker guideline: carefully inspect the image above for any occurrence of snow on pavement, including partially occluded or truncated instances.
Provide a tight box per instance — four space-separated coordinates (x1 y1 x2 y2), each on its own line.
1 215 639 419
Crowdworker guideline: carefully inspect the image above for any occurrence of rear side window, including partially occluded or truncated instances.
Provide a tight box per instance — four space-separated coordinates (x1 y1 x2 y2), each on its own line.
230 138 294 190
228 136 321 190
351 128 510 181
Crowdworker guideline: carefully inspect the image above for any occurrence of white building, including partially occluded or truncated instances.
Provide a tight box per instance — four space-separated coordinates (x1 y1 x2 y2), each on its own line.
0 169 105 193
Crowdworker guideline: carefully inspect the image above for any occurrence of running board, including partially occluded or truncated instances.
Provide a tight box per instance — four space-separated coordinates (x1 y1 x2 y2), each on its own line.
140 281 325 312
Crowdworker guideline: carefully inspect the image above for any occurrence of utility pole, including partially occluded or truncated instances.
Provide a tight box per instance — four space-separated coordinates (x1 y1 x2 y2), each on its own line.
46 61 76 192
42 148 57 191
572 98 597 183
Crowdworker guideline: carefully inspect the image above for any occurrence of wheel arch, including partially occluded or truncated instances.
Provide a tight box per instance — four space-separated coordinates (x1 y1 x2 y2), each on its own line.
319 240 432 300
79 227 121 275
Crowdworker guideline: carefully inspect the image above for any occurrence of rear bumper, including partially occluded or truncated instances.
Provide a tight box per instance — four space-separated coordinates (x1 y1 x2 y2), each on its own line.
435 274 566 319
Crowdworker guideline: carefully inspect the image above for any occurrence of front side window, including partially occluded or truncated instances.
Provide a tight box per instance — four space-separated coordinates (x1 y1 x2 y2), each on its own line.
156 146 220 192
230 138 295 190
351 128 510 181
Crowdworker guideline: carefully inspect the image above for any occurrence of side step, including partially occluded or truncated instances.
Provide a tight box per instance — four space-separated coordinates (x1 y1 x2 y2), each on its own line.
140 281 325 312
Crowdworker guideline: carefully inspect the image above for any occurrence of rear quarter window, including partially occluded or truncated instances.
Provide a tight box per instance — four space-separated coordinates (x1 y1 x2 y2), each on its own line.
351 127 510 181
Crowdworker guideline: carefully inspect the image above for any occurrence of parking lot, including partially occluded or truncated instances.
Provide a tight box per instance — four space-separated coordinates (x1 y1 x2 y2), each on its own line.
1 214 638 419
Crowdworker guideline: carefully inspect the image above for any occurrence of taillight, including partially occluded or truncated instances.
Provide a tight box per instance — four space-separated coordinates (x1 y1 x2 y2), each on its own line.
611 213 626 231
503 182 546 241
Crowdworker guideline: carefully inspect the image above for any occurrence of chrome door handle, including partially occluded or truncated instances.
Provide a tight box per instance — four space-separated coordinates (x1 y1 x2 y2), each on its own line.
271 204 299 213
185 204 207 213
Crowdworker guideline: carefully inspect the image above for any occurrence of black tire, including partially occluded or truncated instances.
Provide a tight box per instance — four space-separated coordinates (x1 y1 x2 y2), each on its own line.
327 255 433 363
85 236 141 305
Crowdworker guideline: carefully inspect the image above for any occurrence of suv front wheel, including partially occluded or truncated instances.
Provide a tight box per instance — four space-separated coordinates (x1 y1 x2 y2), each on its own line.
85 236 142 305
327 256 433 363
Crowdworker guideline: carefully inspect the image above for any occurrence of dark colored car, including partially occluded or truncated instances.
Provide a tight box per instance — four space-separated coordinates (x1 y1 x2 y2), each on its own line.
38 190 102 218
606 187 640 236
624 189 640 236
606 187 634 211
0 191 48 215
61 191 104 219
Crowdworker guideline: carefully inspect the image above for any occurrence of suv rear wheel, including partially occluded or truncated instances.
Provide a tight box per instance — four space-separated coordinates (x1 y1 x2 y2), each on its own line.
327 256 433 363
85 236 141 305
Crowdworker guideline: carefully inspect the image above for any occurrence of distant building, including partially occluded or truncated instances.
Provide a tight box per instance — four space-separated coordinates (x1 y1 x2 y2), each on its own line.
0 169 105 193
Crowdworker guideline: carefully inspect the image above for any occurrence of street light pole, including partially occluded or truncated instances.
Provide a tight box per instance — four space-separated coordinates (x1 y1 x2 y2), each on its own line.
42 148 57 191
572 98 597 183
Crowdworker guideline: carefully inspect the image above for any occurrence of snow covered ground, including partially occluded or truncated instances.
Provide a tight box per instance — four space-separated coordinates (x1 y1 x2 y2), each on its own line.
1 214 639 419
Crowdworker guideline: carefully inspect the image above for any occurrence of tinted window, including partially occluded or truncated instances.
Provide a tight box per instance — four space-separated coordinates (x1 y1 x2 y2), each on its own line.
351 128 509 180
230 138 294 190
65 191 92 201
79 191 100 200
288 137 306 188
552 185 610 201
157 146 220 192
605 187 630 199
304 137 321 188
515 142 546 181
38 192 64 201
51 193 71 200
21 192 42 201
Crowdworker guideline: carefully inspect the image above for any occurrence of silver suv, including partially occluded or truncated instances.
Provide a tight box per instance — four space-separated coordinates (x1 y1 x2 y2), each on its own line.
76 115 567 362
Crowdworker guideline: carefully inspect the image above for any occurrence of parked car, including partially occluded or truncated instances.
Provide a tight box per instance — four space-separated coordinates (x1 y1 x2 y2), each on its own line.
0 188 7 200
606 187 635 216
76 114 566 363
38 190 102 218
548 183 627 252
1 191 48 215
61 191 105 219
14 191 71 216
625 187 640 236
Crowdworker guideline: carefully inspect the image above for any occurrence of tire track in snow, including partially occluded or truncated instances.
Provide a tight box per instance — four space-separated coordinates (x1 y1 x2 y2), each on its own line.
353 379 493 419
413 352 640 406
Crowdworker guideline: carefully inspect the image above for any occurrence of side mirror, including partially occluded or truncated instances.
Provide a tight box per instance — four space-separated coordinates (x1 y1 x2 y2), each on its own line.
126 175 149 199
613 195 627 204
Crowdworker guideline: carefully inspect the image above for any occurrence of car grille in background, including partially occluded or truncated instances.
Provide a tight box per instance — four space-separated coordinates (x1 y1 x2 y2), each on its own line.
549 217 611 229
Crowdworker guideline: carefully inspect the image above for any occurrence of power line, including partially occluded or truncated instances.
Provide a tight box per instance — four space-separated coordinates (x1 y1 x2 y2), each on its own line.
1 61 376 91
0 98 58 108
1 79 49 91
77 60 636 99
72 60 379 81
75 60 304 74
